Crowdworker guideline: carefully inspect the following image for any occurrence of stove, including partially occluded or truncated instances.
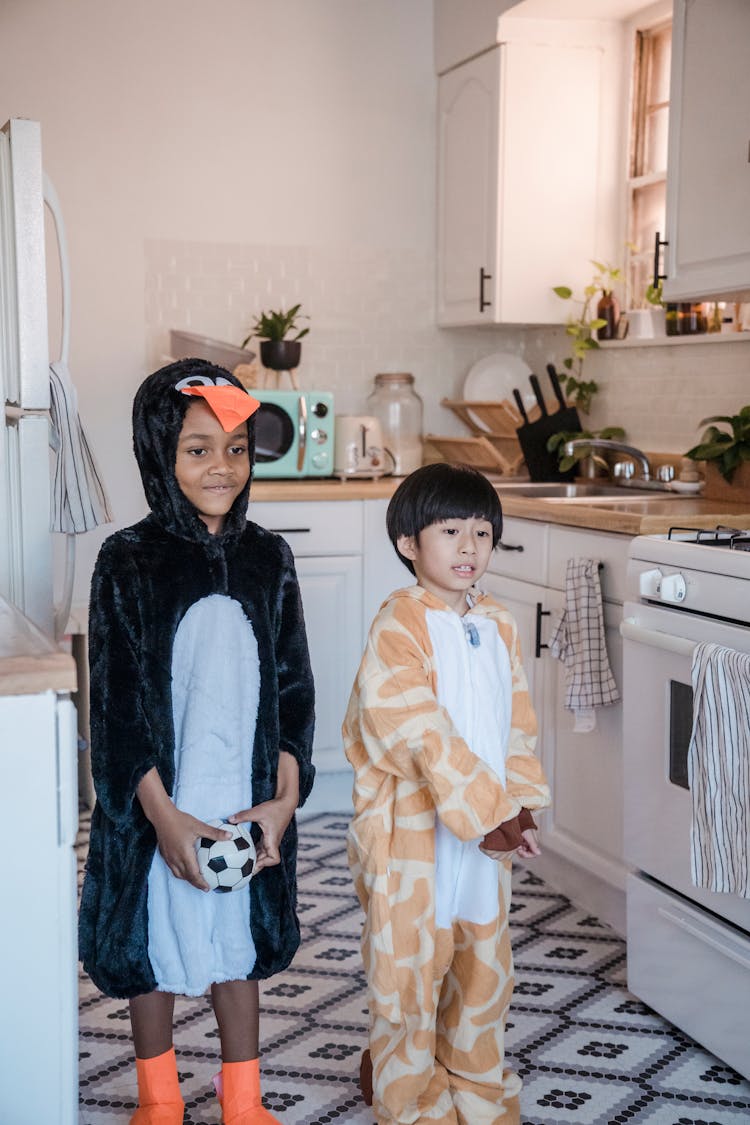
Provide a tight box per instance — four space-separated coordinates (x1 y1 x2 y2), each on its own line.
622 527 750 1080
627 525 750 622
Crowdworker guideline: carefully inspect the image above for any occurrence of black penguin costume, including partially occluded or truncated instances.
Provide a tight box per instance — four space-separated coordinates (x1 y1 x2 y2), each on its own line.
79 359 315 999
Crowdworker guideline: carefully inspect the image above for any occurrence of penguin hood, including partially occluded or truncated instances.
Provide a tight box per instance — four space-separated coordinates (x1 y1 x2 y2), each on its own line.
132 359 257 544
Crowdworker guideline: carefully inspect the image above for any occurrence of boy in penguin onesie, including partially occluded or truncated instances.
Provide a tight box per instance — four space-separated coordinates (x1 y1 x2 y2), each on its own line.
79 359 315 1125
343 463 550 1125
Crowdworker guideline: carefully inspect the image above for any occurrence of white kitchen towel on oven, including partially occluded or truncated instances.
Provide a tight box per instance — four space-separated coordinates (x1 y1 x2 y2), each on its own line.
49 361 112 532
688 641 750 897
548 557 619 732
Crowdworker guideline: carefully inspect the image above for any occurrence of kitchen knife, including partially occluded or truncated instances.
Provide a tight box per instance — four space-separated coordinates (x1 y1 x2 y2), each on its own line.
513 388 530 425
529 373 548 416
546 363 568 410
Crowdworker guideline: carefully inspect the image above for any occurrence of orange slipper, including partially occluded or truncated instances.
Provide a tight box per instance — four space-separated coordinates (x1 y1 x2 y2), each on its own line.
130 1046 184 1124
213 1059 282 1124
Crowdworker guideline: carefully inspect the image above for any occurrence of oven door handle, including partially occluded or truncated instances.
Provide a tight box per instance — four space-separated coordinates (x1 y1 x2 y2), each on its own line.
620 617 696 658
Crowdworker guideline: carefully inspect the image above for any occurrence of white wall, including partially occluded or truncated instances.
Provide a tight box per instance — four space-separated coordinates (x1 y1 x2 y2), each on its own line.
0 0 441 601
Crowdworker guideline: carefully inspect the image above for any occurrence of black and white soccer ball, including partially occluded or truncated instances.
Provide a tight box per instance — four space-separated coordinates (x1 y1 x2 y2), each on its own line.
195 819 256 893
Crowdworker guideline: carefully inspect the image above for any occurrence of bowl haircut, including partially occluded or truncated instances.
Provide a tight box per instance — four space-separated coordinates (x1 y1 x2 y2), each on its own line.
386 462 504 575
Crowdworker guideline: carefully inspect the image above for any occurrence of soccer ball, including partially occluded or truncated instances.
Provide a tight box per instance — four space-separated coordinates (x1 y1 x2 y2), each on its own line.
195 819 256 893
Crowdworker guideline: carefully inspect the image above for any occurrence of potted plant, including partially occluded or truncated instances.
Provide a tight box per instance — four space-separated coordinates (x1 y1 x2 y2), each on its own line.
684 407 750 499
241 303 310 373
547 426 627 477
552 260 623 414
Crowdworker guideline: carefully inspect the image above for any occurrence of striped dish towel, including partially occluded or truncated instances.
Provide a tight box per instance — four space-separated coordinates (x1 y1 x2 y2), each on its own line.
549 557 619 732
688 642 750 897
49 361 112 533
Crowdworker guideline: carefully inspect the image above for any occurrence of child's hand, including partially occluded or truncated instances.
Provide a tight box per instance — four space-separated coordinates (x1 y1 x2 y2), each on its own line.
228 795 296 874
153 806 232 891
516 827 541 859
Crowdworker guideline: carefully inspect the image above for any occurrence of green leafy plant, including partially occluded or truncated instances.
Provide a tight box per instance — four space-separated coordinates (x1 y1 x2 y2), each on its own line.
241 303 309 347
645 280 663 306
547 426 626 473
685 407 750 482
553 260 623 414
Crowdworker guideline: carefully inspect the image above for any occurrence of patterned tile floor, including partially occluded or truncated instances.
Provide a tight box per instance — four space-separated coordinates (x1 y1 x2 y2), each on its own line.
77 813 750 1124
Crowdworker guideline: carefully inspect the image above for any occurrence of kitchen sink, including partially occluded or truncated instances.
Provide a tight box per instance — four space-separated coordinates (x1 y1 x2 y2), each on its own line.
492 481 674 500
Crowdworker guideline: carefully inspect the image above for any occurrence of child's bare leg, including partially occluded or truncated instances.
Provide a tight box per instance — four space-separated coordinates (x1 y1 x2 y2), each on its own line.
211 979 260 1061
129 991 176 1057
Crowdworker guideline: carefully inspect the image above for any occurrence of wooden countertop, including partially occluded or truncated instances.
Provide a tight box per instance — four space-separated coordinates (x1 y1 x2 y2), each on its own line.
250 477 400 502
249 477 750 536
0 596 76 697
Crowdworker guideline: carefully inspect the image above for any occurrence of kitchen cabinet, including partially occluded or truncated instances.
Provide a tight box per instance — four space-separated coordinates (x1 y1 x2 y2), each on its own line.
1 598 78 1124
436 35 604 326
663 0 750 302
487 520 629 932
250 500 364 773
250 498 407 774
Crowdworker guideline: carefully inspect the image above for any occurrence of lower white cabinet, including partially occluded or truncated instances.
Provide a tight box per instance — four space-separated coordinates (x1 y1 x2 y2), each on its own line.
487 522 630 932
294 554 362 772
1 690 79 1124
252 498 409 775
541 588 625 892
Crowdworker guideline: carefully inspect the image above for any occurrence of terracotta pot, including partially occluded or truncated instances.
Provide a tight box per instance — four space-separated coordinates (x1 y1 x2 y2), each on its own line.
260 339 302 371
700 460 750 504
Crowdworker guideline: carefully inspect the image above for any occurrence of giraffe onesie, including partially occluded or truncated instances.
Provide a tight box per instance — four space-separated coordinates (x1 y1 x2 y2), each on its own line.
343 585 550 1125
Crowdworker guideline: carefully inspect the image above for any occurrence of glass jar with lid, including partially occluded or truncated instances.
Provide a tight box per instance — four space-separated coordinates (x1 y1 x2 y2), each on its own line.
366 373 423 476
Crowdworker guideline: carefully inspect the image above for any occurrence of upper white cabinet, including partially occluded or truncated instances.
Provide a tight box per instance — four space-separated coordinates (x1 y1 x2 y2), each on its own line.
436 30 609 326
663 0 750 301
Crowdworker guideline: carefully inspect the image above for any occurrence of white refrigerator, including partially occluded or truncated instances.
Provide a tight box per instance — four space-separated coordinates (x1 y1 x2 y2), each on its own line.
0 117 79 1125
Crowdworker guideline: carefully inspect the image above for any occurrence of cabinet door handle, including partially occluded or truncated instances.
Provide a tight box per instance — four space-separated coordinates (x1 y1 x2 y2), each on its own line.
479 267 492 312
497 540 524 552
268 527 311 534
653 230 668 287
535 601 550 659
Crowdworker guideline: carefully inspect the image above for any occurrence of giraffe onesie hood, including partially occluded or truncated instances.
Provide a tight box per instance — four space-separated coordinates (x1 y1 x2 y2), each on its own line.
343 584 550 1124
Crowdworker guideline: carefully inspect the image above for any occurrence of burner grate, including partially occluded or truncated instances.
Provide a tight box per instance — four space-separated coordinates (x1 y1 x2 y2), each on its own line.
667 525 750 549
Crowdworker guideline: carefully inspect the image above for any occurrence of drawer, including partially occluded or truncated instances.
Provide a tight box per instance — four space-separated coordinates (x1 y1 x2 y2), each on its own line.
488 516 548 585
548 526 628 603
627 874 750 1080
249 500 363 556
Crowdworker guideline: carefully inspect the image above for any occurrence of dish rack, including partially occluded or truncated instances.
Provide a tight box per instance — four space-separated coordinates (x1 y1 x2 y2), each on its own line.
425 398 540 476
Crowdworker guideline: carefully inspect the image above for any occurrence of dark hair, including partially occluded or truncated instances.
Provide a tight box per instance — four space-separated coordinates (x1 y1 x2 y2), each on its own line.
386 462 503 575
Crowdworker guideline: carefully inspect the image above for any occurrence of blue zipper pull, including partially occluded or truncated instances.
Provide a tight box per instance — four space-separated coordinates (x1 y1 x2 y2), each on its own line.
464 621 480 647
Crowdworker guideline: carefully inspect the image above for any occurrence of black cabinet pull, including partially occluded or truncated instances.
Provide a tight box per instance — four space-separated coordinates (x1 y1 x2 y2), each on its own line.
497 540 524 552
653 230 668 288
479 267 492 312
535 601 550 659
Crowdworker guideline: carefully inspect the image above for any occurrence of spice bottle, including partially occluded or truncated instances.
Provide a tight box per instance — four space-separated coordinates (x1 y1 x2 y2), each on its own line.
366 373 423 476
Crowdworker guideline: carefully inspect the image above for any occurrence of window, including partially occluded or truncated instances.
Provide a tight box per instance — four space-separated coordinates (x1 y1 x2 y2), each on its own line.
626 18 672 309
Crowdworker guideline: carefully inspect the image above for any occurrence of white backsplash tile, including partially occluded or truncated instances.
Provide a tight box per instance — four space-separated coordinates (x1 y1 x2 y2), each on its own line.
145 239 750 455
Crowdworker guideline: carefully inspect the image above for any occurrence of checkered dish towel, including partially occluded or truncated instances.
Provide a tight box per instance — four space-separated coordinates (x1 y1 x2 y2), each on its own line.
548 557 619 732
688 642 750 897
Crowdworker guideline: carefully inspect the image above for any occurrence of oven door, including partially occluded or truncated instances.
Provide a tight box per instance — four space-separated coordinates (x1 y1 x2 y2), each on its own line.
621 600 750 933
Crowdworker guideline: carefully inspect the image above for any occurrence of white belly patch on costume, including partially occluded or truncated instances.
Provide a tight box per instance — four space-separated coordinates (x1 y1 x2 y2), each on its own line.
427 607 513 928
147 594 261 995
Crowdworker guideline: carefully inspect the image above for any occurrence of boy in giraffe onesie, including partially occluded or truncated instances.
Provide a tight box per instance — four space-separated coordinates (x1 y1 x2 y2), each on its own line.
343 463 551 1125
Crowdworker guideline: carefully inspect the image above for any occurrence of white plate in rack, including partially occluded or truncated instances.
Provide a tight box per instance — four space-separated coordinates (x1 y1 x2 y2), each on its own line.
462 352 536 430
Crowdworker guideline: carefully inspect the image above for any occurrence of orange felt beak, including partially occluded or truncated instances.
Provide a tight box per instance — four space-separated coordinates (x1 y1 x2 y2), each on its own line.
181 385 261 432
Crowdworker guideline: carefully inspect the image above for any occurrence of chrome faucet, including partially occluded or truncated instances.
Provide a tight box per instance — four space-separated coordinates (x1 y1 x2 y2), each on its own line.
563 439 651 481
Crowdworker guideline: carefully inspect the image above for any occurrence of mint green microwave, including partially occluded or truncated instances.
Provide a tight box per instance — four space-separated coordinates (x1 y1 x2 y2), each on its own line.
252 391 334 478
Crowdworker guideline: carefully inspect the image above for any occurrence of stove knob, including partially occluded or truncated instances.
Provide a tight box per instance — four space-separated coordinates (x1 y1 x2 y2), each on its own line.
660 573 687 603
639 568 662 597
